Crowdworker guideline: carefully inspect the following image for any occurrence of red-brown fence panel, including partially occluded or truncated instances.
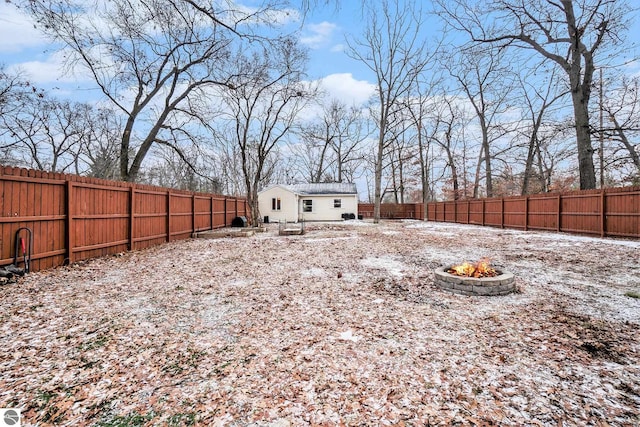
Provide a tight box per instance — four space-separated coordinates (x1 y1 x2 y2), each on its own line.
503 197 527 230
71 182 130 262
194 195 212 232
560 191 601 235
0 166 247 272
468 200 483 225
0 169 67 271
426 186 640 239
359 203 374 218
604 187 640 238
213 197 227 228
482 199 501 227
133 189 168 250
357 203 424 219
527 194 558 231
170 193 194 240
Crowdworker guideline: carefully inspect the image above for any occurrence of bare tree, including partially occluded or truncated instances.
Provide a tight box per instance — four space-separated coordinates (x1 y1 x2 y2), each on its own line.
221 39 312 225
386 119 411 204
447 45 515 198
17 0 298 182
3 94 87 172
291 99 368 184
294 101 341 183
432 94 468 200
435 0 634 190
517 66 568 194
346 0 431 223
600 74 640 185
79 107 125 180
403 77 440 217
0 66 45 163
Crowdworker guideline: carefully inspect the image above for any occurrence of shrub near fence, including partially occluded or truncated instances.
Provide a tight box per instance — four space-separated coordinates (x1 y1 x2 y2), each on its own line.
0 166 248 272
426 186 640 239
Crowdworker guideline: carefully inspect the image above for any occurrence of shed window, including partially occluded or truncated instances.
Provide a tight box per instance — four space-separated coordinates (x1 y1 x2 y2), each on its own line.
271 197 281 211
302 199 313 212
334 199 342 208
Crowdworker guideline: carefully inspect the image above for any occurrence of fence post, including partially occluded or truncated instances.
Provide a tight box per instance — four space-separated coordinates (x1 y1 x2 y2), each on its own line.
466 200 470 224
600 188 606 238
129 187 135 251
454 200 457 223
192 194 196 234
210 196 214 230
557 193 561 232
524 196 529 231
501 198 505 229
481 199 485 226
167 190 172 242
224 197 228 227
65 180 73 264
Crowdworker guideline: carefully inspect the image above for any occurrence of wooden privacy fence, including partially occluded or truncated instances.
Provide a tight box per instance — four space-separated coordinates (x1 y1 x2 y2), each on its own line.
426 186 640 239
0 167 248 272
358 203 425 219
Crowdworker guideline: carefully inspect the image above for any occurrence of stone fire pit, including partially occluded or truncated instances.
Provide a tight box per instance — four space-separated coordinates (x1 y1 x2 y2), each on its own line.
434 266 516 296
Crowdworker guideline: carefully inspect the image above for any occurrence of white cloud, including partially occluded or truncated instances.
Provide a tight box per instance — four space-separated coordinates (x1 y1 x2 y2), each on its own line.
0 3 48 53
301 21 337 49
8 50 94 85
295 73 375 123
320 73 375 106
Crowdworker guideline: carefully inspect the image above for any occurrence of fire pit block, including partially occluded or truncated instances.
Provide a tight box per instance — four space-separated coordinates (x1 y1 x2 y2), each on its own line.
433 267 515 296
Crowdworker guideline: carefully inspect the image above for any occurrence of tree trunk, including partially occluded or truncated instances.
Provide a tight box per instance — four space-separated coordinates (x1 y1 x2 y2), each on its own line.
249 188 260 226
445 147 460 200
483 136 492 197
535 142 548 192
521 132 537 195
473 144 484 198
610 114 640 173
571 88 597 189
391 156 399 204
398 152 405 204
479 116 493 197
565 0 597 190
373 141 383 223
418 135 429 220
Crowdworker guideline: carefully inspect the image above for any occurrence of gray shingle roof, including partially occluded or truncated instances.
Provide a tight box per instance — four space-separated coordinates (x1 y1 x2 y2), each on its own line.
283 183 357 195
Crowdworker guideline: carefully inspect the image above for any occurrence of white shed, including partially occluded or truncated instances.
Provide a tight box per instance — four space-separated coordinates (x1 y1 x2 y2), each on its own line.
258 183 359 223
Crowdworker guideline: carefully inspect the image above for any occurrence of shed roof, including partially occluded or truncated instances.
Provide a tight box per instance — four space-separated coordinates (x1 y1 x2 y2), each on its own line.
265 183 357 195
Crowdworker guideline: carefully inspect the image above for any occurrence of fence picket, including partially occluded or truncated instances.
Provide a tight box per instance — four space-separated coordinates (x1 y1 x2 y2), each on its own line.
425 186 639 239
0 166 248 271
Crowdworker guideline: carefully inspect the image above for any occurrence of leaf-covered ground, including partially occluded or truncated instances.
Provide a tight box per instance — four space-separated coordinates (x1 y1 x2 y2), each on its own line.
1 220 639 426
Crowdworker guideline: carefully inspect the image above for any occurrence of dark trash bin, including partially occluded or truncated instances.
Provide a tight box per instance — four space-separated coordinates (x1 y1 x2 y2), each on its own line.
358 214 363 220
231 216 248 227
263 216 269 224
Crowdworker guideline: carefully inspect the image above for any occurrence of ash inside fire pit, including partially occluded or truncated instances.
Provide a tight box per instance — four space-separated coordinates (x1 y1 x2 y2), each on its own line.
434 261 515 296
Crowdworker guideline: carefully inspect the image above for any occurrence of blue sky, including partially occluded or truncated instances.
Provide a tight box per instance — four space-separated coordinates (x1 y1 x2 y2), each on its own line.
0 1 383 107
2 1 639 110
3 1 639 197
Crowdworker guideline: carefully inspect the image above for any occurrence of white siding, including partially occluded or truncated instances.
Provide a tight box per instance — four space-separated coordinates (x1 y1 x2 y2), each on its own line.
299 194 358 222
257 186 298 223
258 184 359 222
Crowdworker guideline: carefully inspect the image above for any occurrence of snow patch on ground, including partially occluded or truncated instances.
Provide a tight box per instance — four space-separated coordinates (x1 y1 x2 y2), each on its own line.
303 236 357 243
361 256 407 277
302 267 328 278
4 219 639 425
